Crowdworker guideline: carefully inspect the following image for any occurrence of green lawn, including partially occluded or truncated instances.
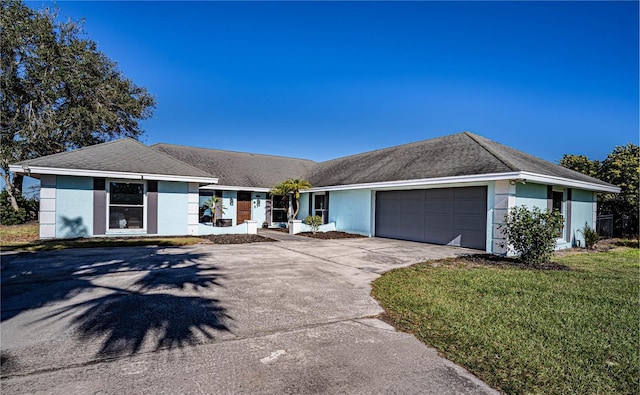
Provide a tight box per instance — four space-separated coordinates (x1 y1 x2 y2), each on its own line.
372 248 639 394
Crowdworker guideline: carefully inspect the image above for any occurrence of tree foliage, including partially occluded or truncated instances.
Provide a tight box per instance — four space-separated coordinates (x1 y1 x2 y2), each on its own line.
270 179 311 220
560 143 639 236
500 206 565 264
0 0 155 211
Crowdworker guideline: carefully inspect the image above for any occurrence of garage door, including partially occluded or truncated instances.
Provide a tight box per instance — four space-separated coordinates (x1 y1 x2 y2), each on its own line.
375 186 487 250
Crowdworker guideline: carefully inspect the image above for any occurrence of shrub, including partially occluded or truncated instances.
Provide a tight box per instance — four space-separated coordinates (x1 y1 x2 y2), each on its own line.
578 222 599 249
499 206 564 264
303 215 323 234
0 190 38 225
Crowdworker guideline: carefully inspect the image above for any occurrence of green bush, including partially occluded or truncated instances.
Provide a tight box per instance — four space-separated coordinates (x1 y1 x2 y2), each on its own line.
1 190 38 225
578 222 599 249
303 215 323 234
499 206 564 264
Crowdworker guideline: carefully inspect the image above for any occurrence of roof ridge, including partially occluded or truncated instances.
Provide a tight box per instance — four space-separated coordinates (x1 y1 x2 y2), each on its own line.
464 132 519 172
142 141 218 178
317 131 471 165
151 142 317 163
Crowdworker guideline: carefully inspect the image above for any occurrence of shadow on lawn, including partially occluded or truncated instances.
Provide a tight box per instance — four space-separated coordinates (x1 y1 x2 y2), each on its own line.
1 247 230 358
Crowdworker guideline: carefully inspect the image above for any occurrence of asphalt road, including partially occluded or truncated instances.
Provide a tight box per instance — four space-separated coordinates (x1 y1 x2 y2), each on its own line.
1 235 498 394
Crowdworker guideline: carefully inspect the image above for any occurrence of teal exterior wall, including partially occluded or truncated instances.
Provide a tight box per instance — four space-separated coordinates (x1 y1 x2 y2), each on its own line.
515 183 548 210
56 176 93 238
329 189 373 236
222 190 238 225
569 189 596 247
297 193 310 219
252 191 267 226
157 181 189 235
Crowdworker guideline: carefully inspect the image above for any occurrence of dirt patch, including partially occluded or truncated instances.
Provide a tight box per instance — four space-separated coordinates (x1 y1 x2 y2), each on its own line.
440 254 572 271
297 231 366 240
202 234 277 244
553 238 638 257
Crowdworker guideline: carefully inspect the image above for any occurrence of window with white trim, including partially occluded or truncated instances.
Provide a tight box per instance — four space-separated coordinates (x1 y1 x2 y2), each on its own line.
108 181 145 230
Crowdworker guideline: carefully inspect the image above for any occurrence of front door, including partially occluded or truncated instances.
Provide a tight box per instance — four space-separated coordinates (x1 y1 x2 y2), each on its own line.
237 191 252 224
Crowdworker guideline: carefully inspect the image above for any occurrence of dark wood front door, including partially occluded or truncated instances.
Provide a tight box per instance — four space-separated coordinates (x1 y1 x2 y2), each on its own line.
237 191 252 224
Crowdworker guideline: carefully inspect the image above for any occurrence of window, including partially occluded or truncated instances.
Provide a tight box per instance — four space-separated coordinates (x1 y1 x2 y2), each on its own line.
314 194 327 223
552 190 564 238
271 195 288 222
108 181 145 230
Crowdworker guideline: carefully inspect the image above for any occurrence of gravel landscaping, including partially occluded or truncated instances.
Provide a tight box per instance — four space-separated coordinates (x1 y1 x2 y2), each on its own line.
297 231 366 239
202 234 278 244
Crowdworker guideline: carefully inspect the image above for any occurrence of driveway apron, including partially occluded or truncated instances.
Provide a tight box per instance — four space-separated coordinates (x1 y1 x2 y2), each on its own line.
1 237 497 394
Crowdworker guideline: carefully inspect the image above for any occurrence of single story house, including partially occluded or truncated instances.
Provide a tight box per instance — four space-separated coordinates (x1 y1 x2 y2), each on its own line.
10 131 619 253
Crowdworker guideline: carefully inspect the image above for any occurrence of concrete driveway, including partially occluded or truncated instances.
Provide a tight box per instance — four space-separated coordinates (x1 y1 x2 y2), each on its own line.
1 233 497 394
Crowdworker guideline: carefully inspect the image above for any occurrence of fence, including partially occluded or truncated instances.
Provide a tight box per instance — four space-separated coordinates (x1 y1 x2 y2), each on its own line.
596 214 613 239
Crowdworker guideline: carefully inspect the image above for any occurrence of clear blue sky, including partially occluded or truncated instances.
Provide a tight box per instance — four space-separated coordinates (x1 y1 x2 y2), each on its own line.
26 0 639 164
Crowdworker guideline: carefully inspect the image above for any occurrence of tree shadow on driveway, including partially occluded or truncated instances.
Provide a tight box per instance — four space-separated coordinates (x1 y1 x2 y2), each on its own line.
1 246 231 360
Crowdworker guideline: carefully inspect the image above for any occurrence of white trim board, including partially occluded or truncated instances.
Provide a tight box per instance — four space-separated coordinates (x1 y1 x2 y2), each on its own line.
8 165 218 184
305 172 619 193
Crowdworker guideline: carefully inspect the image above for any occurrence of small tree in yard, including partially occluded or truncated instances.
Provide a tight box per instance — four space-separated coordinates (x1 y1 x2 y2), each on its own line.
270 179 311 220
304 215 323 234
578 222 599 249
500 206 564 264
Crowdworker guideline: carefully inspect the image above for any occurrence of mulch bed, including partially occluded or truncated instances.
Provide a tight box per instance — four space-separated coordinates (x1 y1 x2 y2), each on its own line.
444 254 572 271
297 231 366 239
202 234 277 244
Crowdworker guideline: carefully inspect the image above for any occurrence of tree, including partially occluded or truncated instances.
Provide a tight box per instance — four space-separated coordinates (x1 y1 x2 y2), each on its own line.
559 154 600 178
270 179 311 220
559 144 639 236
598 144 639 236
1 0 155 211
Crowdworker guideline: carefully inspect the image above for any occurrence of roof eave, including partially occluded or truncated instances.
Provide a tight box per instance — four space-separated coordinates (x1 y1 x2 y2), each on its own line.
305 172 620 193
8 165 219 185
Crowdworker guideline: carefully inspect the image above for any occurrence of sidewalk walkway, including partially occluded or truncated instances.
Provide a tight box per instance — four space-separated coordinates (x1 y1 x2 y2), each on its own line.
258 228 316 242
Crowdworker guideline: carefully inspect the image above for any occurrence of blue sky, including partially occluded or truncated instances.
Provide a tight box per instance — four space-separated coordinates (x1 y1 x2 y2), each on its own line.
25 0 639 164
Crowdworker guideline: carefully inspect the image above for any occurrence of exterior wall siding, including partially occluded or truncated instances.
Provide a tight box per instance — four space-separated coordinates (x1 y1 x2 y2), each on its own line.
187 183 199 236
157 181 189 236
569 189 597 247
329 189 373 236
297 193 310 220
222 190 237 225
39 175 57 239
55 176 93 239
492 180 516 254
251 192 267 226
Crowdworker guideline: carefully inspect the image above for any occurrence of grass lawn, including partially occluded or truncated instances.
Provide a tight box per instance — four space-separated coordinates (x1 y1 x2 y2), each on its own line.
0 223 202 251
372 248 639 394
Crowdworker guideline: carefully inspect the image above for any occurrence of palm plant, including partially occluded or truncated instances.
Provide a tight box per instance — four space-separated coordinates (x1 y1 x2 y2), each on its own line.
270 179 311 220
203 196 226 226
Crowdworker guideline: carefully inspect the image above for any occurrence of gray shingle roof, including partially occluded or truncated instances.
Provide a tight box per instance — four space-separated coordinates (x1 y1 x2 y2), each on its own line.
152 143 316 188
16 138 216 180
305 132 613 188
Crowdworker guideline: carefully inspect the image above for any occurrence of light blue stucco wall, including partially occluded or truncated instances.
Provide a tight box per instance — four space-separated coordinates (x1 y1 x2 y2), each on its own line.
570 189 596 247
329 189 373 236
515 183 548 210
56 176 93 238
252 192 267 226
157 181 188 235
515 182 597 249
222 191 237 225
297 193 310 220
